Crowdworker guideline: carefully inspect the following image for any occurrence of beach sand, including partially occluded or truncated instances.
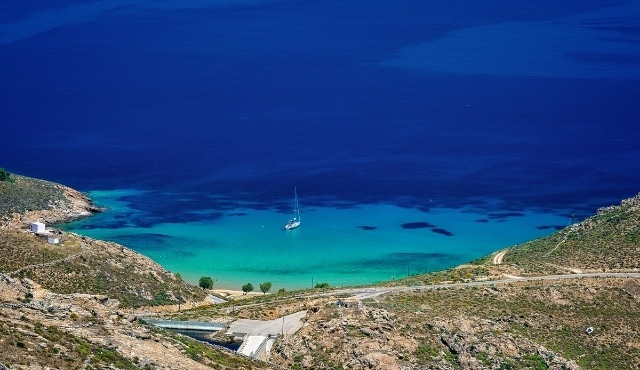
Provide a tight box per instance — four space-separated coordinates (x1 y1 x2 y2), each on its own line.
211 289 262 299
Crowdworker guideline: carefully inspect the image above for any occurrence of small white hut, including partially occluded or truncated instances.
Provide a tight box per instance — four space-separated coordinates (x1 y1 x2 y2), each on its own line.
30 222 46 234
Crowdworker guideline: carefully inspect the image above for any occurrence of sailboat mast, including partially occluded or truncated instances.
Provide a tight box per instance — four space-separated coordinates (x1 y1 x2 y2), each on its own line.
294 187 300 221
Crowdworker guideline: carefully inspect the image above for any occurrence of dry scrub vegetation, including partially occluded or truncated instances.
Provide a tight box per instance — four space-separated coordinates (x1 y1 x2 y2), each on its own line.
173 278 639 370
0 229 206 307
0 273 270 370
0 175 68 217
504 194 640 274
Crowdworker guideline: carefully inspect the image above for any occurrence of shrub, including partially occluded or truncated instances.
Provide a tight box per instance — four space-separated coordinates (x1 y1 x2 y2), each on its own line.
199 276 214 289
242 283 254 295
0 168 12 182
260 282 272 294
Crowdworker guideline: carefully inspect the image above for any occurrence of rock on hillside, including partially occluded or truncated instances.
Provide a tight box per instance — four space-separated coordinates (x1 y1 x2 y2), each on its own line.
271 295 582 370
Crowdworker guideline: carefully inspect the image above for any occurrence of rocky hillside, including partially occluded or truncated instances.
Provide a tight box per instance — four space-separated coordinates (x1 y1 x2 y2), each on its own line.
0 174 206 307
0 273 269 370
502 193 640 275
0 228 207 307
0 174 103 227
266 277 639 370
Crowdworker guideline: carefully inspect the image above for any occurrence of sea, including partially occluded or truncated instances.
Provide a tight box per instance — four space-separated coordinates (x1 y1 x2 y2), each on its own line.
1 1 639 290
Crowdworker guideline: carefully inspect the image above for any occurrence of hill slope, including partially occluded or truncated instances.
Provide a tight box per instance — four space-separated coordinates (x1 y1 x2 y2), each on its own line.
0 174 101 227
0 174 206 307
503 193 640 275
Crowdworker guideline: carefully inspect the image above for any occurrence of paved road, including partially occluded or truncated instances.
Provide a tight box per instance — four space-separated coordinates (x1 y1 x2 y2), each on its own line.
215 272 640 335
227 310 307 336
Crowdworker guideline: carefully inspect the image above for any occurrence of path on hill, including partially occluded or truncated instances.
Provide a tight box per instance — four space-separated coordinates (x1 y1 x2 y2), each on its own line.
6 239 88 277
544 238 566 257
333 272 640 299
492 250 508 265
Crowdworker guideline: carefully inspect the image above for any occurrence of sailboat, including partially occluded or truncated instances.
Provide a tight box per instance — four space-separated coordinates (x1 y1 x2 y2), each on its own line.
284 187 301 230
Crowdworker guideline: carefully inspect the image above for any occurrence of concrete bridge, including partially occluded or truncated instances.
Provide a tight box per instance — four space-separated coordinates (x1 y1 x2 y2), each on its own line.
144 318 226 332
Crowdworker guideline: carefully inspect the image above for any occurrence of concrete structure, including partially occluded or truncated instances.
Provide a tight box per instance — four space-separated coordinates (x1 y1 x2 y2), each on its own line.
237 335 275 360
30 222 46 234
144 319 226 332
226 311 306 360
48 237 60 244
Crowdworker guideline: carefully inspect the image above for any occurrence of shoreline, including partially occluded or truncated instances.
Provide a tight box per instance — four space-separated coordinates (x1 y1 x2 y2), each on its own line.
210 289 262 299
63 188 576 292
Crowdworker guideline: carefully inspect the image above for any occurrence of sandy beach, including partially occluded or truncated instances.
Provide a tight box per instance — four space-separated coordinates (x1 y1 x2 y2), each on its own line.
211 289 263 299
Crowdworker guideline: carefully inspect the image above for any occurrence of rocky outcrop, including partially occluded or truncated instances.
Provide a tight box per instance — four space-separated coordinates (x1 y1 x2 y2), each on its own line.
271 298 584 370
0 272 212 369
1 175 104 228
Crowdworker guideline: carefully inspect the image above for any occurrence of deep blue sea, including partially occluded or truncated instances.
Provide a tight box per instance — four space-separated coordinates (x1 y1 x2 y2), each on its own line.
2 1 639 290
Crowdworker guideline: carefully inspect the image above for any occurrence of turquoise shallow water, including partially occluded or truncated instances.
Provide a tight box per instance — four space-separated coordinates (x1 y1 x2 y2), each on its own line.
64 189 570 291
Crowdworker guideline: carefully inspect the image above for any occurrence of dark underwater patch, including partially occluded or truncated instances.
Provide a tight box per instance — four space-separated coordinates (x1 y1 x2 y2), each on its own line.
109 233 173 251
228 212 248 216
170 212 224 224
238 265 309 275
358 225 378 230
112 233 173 242
75 220 130 230
432 228 454 236
391 252 450 260
349 252 459 273
536 225 566 230
488 212 525 219
401 221 436 229
172 249 195 258
475 219 489 223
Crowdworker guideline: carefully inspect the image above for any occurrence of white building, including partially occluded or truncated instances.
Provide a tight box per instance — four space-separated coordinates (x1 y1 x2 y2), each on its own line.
29 222 46 234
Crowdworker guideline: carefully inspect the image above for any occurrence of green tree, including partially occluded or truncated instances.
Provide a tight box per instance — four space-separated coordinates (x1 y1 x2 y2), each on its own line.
198 276 214 290
259 282 272 295
0 168 12 182
315 282 330 289
241 283 254 295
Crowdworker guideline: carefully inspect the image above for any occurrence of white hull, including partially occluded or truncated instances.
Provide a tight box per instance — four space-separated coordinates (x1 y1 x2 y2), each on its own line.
284 187 301 230
284 220 301 230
